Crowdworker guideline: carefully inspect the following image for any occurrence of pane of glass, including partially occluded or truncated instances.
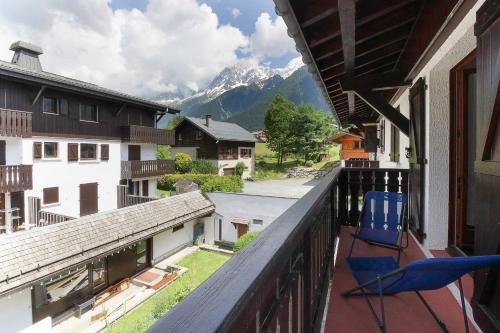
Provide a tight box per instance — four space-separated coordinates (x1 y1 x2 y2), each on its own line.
135 240 146 254
44 142 57 157
80 144 96 159
137 254 147 269
43 266 89 304
92 259 106 287
43 97 57 113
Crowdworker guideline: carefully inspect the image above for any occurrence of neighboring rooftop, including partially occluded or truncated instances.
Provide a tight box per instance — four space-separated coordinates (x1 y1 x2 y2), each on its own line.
0 191 214 295
0 40 180 113
180 116 257 142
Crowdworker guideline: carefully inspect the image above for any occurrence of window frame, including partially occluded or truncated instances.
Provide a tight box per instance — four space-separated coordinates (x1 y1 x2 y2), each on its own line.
80 143 97 160
42 96 58 115
43 142 58 158
79 103 99 123
240 148 252 159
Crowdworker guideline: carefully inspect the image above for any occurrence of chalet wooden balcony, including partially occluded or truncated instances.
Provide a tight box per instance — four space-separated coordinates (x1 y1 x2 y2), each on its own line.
121 160 174 179
0 109 32 138
121 125 175 145
0 165 32 193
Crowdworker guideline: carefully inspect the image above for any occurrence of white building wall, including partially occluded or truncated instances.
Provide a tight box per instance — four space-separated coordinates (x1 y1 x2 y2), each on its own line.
152 219 196 264
217 147 255 178
379 1 483 249
22 137 121 217
0 288 32 333
120 143 156 161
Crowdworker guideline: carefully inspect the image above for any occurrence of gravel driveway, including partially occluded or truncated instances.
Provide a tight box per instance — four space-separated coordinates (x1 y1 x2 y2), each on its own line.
243 178 321 198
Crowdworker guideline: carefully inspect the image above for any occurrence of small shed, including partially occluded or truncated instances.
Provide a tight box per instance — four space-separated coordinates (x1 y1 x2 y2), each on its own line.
331 132 369 160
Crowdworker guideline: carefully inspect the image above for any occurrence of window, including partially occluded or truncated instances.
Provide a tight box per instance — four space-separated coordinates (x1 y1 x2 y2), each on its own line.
34 266 89 307
44 142 58 158
253 219 263 225
80 144 97 160
80 104 98 122
135 240 148 270
92 258 106 289
43 187 59 204
128 180 140 195
195 130 204 140
42 97 58 114
173 224 184 232
178 133 183 141
240 148 252 158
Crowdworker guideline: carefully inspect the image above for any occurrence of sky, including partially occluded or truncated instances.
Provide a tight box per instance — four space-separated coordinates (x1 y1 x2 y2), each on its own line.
0 0 299 98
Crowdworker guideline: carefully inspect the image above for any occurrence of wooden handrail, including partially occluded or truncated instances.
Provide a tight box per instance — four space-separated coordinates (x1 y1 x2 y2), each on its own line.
117 185 158 208
0 109 32 138
121 160 175 179
121 125 175 145
0 165 33 193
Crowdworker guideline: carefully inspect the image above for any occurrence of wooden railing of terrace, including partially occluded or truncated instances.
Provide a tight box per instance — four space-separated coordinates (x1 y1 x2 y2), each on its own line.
0 165 33 193
121 125 175 145
148 167 409 333
0 109 32 138
344 159 380 168
117 185 157 208
121 160 175 179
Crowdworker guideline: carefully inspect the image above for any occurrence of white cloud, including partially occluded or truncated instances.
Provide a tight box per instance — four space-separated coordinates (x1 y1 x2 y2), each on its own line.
231 8 241 19
0 0 248 98
247 13 296 60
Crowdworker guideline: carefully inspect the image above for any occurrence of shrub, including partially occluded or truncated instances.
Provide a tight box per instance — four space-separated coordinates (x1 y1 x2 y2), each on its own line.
191 160 218 174
200 175 243 193
233 231 260 252
234 162 246 178
158 174 214 191
175 153 192 173
304 160 314 167
257 160 266 168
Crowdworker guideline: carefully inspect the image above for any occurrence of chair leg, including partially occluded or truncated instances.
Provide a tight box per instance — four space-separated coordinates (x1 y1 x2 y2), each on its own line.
416 291 449 333
458 278 470 333
378 276 387 333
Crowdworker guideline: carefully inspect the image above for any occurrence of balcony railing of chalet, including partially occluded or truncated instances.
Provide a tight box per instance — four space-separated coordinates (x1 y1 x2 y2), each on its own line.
0 109 32 138
117 185 158 208
148 166 408 333
37 210 75 227
121 160 175 179
0 165 33 193
121 125 175 145
344 159 380 168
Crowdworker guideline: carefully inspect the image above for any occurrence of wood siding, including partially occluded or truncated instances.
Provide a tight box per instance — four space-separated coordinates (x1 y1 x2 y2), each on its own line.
0 165 33 193
121 160 175 179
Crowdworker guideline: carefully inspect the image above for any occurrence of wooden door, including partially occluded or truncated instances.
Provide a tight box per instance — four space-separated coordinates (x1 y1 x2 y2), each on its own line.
80 183 98 216
237 224 248 238
11 191 25 226
0 141 6 165
128 145 141 161
408 78 426 242
223 168 235 176
471 2 500 331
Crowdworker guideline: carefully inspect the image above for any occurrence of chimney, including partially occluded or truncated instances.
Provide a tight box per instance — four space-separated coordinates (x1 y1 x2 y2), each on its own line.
10 41 43 72
205 114 212 127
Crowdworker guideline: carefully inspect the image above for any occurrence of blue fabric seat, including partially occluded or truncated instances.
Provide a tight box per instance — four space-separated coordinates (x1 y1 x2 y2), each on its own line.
342 255 500 333
349 191 408 262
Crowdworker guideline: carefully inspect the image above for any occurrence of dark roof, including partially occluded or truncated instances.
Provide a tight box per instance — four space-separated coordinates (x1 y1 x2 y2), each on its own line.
0 59 180 113
0 191 214 295
180 117 257 142
331 132 363 142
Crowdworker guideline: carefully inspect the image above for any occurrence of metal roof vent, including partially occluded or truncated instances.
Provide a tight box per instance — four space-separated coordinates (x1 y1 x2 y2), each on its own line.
9 41 43 72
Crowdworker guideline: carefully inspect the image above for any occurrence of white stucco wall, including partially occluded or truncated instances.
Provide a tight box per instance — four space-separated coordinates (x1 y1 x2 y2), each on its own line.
217 146 255 178
21 137 122 218
0 288 32 333
378 1 483 249
120 143 156 161
152 219 197 264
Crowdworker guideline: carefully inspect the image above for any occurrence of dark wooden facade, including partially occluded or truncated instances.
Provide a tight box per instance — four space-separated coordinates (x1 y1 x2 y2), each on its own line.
121 160 175 179
0 78 173 142
174 121 255 160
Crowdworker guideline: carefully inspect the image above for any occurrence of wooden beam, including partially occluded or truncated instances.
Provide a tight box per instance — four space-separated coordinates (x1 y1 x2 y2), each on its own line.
31 86 46 106
115 103 127 117
156 112 167 125
301 7 338 29
350 88 409 136
340 73 411 91
338 0 356 115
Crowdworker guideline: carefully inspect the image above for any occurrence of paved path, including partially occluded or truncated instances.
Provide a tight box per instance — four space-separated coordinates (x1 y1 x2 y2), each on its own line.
243 178 320 198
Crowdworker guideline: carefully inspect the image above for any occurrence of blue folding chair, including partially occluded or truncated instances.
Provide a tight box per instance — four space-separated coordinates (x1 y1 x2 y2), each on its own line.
341 255 500 333
349 191 408 262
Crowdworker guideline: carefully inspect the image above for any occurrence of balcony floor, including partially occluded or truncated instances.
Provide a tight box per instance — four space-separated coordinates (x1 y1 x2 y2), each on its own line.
325 227 477 333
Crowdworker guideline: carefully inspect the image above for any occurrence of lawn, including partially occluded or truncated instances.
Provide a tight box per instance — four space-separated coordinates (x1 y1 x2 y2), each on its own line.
156 189 171 198
106 250 230 333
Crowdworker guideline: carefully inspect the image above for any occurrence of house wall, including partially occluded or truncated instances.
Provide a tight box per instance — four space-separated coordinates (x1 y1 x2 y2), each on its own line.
120 143 156 161
22 137 121 217
174 121 218 159
0 288 32 333
380 0 483 249
152 219 197 264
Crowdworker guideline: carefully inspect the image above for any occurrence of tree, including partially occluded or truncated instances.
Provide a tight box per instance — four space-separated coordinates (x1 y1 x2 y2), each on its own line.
156 145 171 160
290 105 335 162
264 95 296 165
165 115 184 130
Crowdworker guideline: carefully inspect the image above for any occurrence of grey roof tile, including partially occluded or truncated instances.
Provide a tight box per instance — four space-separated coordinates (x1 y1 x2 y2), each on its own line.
182 117 257 142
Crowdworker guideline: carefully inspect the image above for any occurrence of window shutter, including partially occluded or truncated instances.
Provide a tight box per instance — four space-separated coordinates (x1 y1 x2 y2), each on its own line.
33 142 42 159
101 144 109 161
43 187 59 204
68 143 79 161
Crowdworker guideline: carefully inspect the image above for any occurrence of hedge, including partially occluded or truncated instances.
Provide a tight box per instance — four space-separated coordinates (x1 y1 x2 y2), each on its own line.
175 153 193 173
233 231 260 252
158 174 243 193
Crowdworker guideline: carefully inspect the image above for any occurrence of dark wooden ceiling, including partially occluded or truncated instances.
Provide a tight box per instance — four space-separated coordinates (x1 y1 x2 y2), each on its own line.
289 0 459 126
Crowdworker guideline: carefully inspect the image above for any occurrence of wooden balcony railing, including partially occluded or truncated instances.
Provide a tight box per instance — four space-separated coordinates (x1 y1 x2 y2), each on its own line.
121 125 175 145
147 167 409 333
0 109 32 138
121 160 175 179
344 159 379 168
0 165 33 193
117 185 157 208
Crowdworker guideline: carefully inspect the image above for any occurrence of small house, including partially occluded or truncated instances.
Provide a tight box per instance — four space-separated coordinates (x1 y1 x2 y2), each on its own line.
331 132 368 160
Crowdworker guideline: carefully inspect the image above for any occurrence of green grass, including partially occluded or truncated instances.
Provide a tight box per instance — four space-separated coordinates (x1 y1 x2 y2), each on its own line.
106 250 230 333
255 142 275 157
156 189 171 198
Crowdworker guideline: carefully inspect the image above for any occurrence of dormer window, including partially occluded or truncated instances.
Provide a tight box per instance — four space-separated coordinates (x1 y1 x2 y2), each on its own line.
43 97 58 114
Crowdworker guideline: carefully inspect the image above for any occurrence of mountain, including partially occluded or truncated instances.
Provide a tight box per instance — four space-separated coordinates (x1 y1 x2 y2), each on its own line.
158 57 330 130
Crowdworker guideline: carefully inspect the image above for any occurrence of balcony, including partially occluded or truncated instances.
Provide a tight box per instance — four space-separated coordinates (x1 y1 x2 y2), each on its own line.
121 160 174 179
117 185 157 208
0 165 32 193
147 167 473 332
121 125 175 145
0 109 32 138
